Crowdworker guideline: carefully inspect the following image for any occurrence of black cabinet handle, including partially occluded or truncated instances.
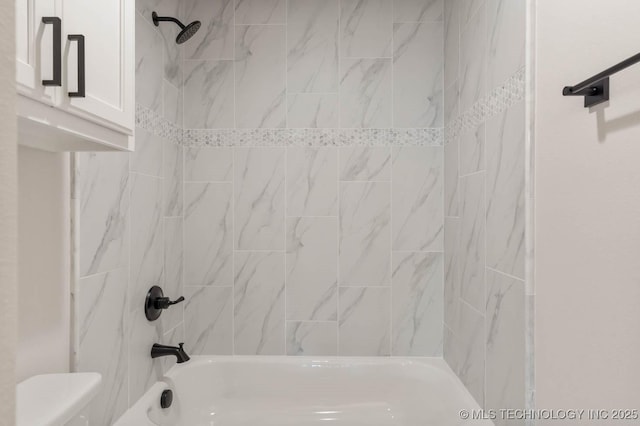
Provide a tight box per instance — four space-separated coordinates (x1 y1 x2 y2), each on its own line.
41 17 61 87
68 34 85 98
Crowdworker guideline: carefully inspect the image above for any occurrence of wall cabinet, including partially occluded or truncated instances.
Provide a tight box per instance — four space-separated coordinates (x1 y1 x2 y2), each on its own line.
16 0 134 152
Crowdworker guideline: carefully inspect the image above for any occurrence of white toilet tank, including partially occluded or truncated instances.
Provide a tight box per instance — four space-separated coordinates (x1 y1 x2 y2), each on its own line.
17 373 102 426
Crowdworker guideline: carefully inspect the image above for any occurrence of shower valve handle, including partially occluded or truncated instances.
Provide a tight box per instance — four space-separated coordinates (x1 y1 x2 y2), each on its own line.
155 296 185 310
145 286 184 321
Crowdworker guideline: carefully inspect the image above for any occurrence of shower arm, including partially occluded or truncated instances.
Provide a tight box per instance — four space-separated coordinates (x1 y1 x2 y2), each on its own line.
153 14 186 29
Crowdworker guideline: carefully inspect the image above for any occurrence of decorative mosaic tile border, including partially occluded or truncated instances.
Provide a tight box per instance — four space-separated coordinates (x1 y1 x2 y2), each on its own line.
446 67 526 141
135 105 443 147
135 68 524 148
182 127 443 147
135 104 182 145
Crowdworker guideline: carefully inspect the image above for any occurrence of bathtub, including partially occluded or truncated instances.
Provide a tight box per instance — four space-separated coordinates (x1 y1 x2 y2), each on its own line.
115 356 491 426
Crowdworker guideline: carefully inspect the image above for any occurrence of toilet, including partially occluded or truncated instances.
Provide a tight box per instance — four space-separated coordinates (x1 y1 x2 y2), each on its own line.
17 373 101 426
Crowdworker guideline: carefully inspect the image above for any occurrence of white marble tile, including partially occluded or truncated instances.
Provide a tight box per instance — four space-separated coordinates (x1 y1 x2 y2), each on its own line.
286 147 338 217
455 299 485 407
339 146 391 181
163 80 182 127
341 0 392 58
338 287 391 356
286 217 338 321
459 0 484 29
184 0 234 60
392 252 443 356
444 137 459 217
136 12 163 114
340 58 392 128
459 172 485 312
486 0 525 89
183 60 234 129
184 286 233 354
128 172 168 403
485 269 525 423
393 22 443 128
235 25 286 128
392 147 443 251
486 102 525 279
443 324 458 372
287 0 339 93
286 322 338 356
459 124 485 175
234 251 286 355
444 217 460 328
185 146 233 182
184 183 233 286
287 94 339 129
78 152 130 277
136 0 177 17
130 172 164 295
459 2 486 112
136 0 182 87
158 13 182 88
234 148 285 250
164 140 183 217
235 0 286 24
339 182 391 286
132 127 163 178
78 269 128 426
444 81 460 126
444 0 459 90
163 217 184 331
127 304 163 407
394 0 443 22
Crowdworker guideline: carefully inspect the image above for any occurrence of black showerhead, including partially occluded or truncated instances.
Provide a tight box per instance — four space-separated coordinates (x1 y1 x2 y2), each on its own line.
176 21 201 44
152 11 201 45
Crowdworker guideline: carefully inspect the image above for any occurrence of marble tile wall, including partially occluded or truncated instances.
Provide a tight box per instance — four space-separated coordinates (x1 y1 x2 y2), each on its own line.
183 145 444 357
176 0 445 358
442 0 527 423
182 0 444 129
76 0 447 423
74 1 186 424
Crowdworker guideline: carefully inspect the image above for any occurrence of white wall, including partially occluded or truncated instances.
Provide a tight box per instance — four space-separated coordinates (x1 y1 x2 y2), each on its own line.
0 0 17 422
535 0 640 415
17 147 70 382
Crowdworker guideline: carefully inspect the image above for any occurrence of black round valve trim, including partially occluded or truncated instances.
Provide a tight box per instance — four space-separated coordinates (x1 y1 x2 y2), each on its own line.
145 286 185 321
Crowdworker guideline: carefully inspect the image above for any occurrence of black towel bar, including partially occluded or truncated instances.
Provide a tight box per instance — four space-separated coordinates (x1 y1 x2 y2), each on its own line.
563 52 640 108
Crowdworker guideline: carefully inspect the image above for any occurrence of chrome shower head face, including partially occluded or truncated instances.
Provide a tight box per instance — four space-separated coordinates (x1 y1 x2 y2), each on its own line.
176 21 201 44
151 11 201 45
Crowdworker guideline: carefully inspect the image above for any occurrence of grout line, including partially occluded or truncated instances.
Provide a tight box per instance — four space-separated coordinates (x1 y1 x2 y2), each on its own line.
284 104 289 354
336 126 341 354
183 284 234 288
77 266 128 281
459 297 484 318
486 266 526 283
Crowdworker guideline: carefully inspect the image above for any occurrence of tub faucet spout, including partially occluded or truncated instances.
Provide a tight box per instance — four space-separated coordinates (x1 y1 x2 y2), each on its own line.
151 343 190 363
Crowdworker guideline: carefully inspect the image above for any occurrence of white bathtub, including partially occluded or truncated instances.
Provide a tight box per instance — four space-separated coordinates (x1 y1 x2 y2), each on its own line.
115 356 491 426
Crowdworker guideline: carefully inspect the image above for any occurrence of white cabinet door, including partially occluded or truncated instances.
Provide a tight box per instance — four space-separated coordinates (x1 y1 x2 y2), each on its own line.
16 0 59 105
59 0 134 134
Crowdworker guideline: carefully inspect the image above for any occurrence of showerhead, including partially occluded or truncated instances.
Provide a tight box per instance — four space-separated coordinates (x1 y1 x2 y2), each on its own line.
152 11 201 45
176 20 201 44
